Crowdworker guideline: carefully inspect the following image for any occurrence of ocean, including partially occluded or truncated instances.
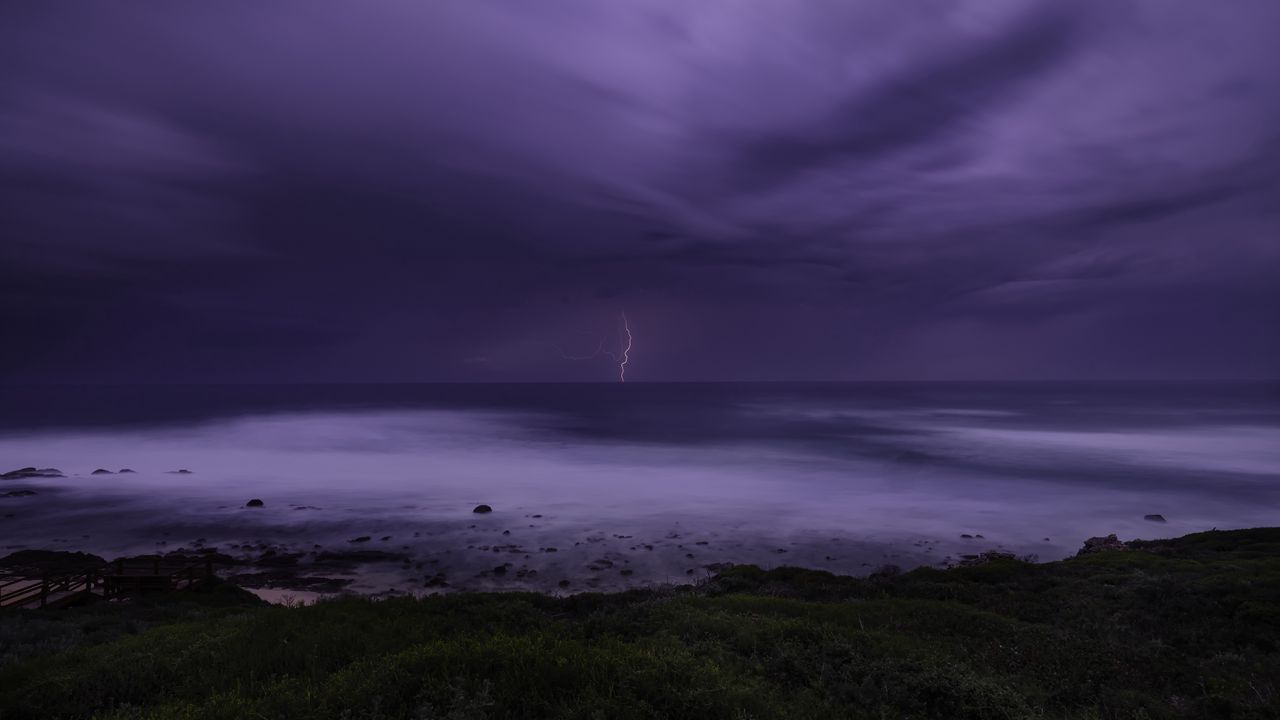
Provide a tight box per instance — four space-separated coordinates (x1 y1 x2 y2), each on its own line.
2 382 1277 599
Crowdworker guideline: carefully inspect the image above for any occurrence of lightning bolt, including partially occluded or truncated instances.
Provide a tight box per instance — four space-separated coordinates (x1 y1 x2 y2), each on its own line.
618 312 632 383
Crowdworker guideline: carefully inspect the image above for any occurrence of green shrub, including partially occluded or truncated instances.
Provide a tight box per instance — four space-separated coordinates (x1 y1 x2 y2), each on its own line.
2 528 1277 719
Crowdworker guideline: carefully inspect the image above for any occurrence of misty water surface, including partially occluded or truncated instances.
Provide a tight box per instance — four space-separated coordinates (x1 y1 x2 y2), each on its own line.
1 383 1276 595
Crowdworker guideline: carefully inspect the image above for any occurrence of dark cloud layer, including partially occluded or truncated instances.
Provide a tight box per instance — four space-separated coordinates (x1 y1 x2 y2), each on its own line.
2 1 1278 382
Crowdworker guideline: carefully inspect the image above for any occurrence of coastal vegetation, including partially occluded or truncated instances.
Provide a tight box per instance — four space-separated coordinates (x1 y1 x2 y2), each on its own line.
1 528 1277 719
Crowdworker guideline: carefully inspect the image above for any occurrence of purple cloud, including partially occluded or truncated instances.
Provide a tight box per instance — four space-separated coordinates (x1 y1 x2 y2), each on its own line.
1 1 1277 380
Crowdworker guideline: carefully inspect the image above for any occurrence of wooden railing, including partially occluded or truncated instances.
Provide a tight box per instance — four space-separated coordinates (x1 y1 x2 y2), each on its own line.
103 558 215 595
0 569 103 608
0 557 217 609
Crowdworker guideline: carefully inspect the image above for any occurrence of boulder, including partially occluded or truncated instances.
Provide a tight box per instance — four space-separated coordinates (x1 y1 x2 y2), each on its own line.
245 498 265 508
473 504 493 514
118 468 137 474
1078 533 1127 555
91 468 113 475
1143 514 1167 523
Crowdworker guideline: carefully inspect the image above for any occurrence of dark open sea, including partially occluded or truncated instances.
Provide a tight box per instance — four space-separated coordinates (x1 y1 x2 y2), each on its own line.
2 382 1277 599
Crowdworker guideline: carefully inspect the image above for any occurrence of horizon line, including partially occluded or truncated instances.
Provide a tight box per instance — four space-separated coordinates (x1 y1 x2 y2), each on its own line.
2 378 1277 387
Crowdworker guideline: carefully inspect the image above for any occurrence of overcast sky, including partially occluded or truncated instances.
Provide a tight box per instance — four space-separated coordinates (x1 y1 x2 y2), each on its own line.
2 1 1277 382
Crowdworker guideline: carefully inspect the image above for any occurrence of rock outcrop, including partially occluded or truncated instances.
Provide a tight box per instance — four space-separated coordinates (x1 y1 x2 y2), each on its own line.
958 550 1018 566
1078 534 1128 555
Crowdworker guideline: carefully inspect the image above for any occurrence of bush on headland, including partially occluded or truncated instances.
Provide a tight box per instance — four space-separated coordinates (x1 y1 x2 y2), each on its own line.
1 528 1278 719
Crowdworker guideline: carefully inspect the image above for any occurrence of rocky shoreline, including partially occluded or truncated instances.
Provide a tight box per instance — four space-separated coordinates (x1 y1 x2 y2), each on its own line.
2 464 1181 603
0 526 1152 606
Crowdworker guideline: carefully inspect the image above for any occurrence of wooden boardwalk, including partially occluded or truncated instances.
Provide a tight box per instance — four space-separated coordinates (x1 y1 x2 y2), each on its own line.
0 558 216 609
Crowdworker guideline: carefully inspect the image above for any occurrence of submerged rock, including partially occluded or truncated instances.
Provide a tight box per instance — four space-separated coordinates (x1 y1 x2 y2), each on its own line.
228 571 353 593
118 468 137 474
1079 534 1128 555
314 549 408 569
91 468 113 475
2 467 63 480
245 498 265 508
1 490 38 498
473 504 493 514
256 552 303 567
1143 514 1167 523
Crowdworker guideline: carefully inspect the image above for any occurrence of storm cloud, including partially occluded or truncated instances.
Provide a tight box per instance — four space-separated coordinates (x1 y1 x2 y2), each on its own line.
2 1 1277 381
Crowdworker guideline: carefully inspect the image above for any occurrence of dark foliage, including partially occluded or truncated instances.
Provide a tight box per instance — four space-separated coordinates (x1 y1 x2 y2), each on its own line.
2 528 1277 719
